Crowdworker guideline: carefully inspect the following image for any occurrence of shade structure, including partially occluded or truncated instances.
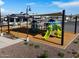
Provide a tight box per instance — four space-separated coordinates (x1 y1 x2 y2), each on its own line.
30 10 65 46
30 12 62 16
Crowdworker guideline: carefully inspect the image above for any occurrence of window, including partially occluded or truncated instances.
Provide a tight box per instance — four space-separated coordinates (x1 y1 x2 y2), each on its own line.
10 18 14 22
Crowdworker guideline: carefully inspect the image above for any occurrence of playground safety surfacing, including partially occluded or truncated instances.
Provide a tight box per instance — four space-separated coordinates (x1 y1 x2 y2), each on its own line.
1 26 78 49
9 31 79 49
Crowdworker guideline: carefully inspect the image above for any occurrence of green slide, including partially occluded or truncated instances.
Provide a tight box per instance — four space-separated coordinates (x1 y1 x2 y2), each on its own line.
43 25 52 40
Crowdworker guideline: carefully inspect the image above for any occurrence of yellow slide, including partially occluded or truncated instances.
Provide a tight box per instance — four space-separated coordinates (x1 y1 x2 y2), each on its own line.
43 25 52 40
43 24 61 40
54 29 61 38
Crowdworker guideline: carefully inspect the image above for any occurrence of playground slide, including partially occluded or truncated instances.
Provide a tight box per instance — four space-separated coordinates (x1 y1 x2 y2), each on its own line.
43 24 62 40
54 29 61 38
43 25 52 40
52 23 62 38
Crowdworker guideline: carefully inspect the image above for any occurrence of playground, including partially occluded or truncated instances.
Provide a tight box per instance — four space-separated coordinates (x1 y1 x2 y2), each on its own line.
9 29 77 49
0 10 79 49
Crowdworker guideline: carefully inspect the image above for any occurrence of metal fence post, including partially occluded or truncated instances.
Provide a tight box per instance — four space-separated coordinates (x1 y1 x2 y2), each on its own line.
7 16 10 34
74 16 77 34
0 6 2 33
61 10 65 45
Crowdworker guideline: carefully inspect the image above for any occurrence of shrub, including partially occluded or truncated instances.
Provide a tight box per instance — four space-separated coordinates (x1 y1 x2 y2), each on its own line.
72 51 77 55
15 37 19 39
75 53 79 58
24 42 28 45
37 51 48 58
29 43 34 46
77 38 79 40
73 41 78 44
58 52 64 58
34 45 40 48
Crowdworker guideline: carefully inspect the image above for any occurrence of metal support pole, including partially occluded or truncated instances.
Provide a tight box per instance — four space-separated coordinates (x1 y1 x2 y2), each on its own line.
26 5 31 39
0 6 2 33
1 25 2 33
27 17 28 37
74 16 77 34
61 10 65 45
70 14 72 21
7 16 10 34
26 6 29 38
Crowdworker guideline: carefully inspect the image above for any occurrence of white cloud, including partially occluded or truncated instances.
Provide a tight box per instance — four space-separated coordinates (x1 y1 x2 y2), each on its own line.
52 1 79 8
0 0 4 6
26 2 36 6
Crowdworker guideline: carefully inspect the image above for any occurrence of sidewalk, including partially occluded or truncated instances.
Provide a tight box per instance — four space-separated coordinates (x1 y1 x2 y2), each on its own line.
0 36 23 49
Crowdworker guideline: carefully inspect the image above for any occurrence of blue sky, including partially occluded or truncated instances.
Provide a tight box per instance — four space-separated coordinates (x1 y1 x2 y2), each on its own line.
0 0 79 15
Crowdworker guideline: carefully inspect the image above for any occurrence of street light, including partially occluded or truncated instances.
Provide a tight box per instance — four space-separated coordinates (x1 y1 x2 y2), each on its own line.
26 5 31 15
26 5 31 40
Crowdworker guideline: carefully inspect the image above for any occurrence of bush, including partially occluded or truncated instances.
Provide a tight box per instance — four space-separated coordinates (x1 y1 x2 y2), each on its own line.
29 43 34 46
78 38 79 40
72 51 77 55
29 29 40 36
58 52 64 58
34 45 40 48
75 53 79 58
73 41 78 44
37 51 48 58
15 37 19 39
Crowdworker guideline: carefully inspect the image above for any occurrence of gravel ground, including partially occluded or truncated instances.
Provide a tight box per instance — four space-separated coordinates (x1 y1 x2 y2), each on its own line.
0 36 79 58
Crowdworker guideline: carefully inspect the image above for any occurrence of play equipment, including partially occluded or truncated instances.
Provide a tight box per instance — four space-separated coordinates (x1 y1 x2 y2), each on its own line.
31 20 38 30
43 25 52 40
43 20 62 40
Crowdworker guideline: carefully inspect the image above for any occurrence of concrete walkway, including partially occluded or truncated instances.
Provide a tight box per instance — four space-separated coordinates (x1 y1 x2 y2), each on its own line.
0 36 23 49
